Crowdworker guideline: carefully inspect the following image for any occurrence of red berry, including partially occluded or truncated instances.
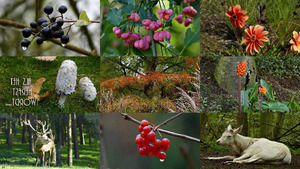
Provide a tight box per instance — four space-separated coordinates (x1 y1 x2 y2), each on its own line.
135 134 143 144
184 18 194 27
175 15 183 24
158 152 166 161
142 126 151 134
138 125 143 132
139 148 147 155
161 138 170 147
151 149 160 157
154 139 162 148
140 120 149 127
147 131 156 143
162 145 169 151
141 131 147 138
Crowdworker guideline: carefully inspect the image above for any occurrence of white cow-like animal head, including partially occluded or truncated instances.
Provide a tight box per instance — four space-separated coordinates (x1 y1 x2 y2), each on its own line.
216 125 243 146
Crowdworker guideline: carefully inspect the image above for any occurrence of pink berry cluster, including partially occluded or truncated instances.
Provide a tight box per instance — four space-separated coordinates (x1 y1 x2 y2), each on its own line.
135 120 170 162
184 0 195 4
175 6 198 27
142 19 163 31
153 30 171 42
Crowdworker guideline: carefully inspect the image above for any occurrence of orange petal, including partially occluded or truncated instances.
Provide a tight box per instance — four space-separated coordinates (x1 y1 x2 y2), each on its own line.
258 36 269 42
245 42 251 53
293 31 298 39
289 39 295 45
225 11 233 17
239 10 248 15
254 43 260 53
254 25 264 34
233 4 241 14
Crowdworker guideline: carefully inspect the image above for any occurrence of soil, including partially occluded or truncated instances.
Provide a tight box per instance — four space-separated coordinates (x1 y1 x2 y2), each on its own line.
200 151 300 169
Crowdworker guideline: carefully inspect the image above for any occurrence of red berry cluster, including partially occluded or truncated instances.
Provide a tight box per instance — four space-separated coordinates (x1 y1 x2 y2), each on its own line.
175 6 198 26
236 61 247 76
135 120 170 162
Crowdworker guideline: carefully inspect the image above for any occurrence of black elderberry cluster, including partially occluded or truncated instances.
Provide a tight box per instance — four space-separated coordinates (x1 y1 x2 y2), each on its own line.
21 5 70 50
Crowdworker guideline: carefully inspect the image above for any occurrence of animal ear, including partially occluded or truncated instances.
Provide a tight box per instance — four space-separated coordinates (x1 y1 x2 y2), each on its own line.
226 125 233 132
234 125 243 134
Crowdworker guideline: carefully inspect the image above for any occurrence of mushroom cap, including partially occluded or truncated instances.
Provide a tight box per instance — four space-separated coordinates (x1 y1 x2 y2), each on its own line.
79 77 96 101
55 60 77 95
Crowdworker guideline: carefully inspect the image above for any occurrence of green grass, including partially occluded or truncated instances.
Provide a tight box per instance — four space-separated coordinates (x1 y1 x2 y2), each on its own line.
0 132 100 168
0 57 100 113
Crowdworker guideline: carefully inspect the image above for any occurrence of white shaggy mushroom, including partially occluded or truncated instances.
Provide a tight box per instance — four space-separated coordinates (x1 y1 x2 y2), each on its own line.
55 60 77 107
79 77 96 101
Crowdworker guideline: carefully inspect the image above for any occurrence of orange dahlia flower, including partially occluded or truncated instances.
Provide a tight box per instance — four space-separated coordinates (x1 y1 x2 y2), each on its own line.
290 31 300 52
225 4 249 28
241 25 269 55
237 61 247 76
259 85 267 95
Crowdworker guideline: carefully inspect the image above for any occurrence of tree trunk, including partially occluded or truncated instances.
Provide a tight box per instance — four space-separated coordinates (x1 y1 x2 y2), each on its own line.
72 114 79 159
89 131 92 145
6 118 13 149
61 125 66 146
68 114 73 167
259 113 274 139
28 113 35 153
55 119 62 167
78 120 85 145
274 112 285 140
0 119 2 133
22 114 27 143
200 113 208 141
237 113 248 136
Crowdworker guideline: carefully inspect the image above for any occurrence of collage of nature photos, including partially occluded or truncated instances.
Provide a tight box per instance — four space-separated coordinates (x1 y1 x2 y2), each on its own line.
0 0 202 169
200 0 300 169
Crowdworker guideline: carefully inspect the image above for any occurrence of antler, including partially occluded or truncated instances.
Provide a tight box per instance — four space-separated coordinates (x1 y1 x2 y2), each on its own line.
36 120 51 134
23 120 42 135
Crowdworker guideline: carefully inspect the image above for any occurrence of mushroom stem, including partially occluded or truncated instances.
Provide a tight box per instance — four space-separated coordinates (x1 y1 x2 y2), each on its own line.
58 95 67 107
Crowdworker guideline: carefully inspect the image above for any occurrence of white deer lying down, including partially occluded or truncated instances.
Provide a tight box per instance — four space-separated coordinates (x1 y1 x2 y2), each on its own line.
206 125 291 164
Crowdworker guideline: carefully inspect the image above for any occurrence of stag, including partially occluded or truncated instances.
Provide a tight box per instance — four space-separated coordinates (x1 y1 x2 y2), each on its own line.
24 120 54 167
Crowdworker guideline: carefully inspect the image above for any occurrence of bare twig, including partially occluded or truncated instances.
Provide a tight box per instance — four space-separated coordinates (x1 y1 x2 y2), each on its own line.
154 113 184 131
120 113 200 143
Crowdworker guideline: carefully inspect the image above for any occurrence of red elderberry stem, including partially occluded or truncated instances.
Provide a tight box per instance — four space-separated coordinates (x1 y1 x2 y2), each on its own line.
120 113 200 143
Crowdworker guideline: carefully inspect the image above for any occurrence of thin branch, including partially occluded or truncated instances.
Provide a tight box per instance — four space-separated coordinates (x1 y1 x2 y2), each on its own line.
120 113 200 143
154 113 184 131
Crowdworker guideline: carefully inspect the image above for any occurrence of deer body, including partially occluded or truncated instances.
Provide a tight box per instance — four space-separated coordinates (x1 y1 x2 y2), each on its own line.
24 120 54 167
207 125 291 165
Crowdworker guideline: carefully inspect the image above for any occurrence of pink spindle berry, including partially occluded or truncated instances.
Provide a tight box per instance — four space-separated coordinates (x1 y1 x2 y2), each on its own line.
184 0 195 4
155 20 163 28
113 27 122 38
153 30 171 42
142 36 152 45
134 39 150 50
127 12 141 22
157 9 173 21
175 15 183 24
182 6 197 17
184 18 194 27
142 19 152 26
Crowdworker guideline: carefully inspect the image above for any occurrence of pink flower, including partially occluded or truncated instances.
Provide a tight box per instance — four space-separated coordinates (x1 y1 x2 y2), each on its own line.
153 30 171 42
157 9 173 21
182 6 197 17
184 18 194 27
175 15 183 24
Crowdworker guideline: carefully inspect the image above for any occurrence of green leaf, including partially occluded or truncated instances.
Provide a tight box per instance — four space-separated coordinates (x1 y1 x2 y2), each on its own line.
164 38 174 50
121 5 134 15
246 82 258 102
75 11 91 27
132 46 153 56
181 17 200 54
290 100 300 112
106 8 125 26
260 79 274 101
241 90 249 112
263 101 289 112
114 0 133 4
